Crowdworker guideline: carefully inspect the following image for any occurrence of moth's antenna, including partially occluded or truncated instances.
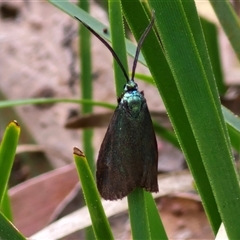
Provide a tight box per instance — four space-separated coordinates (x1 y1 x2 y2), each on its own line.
131 11 155 81
74 16 129 82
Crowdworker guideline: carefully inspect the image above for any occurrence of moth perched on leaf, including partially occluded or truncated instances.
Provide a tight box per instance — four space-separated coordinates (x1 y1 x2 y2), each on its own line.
75 13 158 200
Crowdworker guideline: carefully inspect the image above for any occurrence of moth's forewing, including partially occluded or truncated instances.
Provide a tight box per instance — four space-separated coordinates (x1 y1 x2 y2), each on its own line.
137 103 158 193
97 92 158 200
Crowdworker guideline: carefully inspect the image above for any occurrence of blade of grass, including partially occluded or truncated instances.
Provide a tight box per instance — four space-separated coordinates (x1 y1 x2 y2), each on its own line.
222 106 240 152
144 192 168 240
148 1 240 238
79 0 92 113
108 1 152 239
1 192 13 221
181 1 229 144
121 0 221 234
0 98 115 110
200 17 226 95
0 212 26 240
0 121 20 206
127 188 150 240
210 0 240 62
73 147 114 240
77 1 95 239
78 0 95 174
109 0 128 95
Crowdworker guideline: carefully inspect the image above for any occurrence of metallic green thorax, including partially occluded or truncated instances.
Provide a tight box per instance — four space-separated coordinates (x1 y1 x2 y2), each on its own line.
120 80 144 118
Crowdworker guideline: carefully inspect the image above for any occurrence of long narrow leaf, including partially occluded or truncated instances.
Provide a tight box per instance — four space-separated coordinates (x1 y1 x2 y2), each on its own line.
73 148 113 240
0 98 115 110
108 1 153 239
144 192 168 239
78 0 95 174
109 0 128 95
121 0 220 234
148 1 240 238
0 121 20 205
1 192 13 221
0 212 26 240
127 188 150 240
78 1 95 238
200 17 225 95
223 106 240 152
210 0 240 62
181 2 229 144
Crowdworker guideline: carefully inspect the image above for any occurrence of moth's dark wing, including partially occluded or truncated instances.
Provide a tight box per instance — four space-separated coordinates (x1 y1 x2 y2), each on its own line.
138 105 158 193
96 101 158 200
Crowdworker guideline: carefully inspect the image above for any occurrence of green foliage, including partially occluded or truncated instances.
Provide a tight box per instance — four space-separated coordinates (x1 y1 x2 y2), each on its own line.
148 2 240 238
0 0 240 239
0 122 25 239
0 212 26 240
210 0 240 62
0 121 20 206
73 148 114 240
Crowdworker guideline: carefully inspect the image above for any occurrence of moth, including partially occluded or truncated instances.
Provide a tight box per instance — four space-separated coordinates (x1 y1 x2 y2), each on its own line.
75 13 158 200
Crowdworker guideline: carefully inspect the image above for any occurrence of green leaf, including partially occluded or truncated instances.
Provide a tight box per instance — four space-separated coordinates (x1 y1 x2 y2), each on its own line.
148 1 240 238
0 121 20 205
200 17 226 95
109 0 129 96
73 148 114 240
223 106 240 152
144 192 168 240
0 212 26 240
78 1 95 238
1 192 13 221
0 98 115 110
127 188 150 240
121 0 221 234
210 0 240 62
